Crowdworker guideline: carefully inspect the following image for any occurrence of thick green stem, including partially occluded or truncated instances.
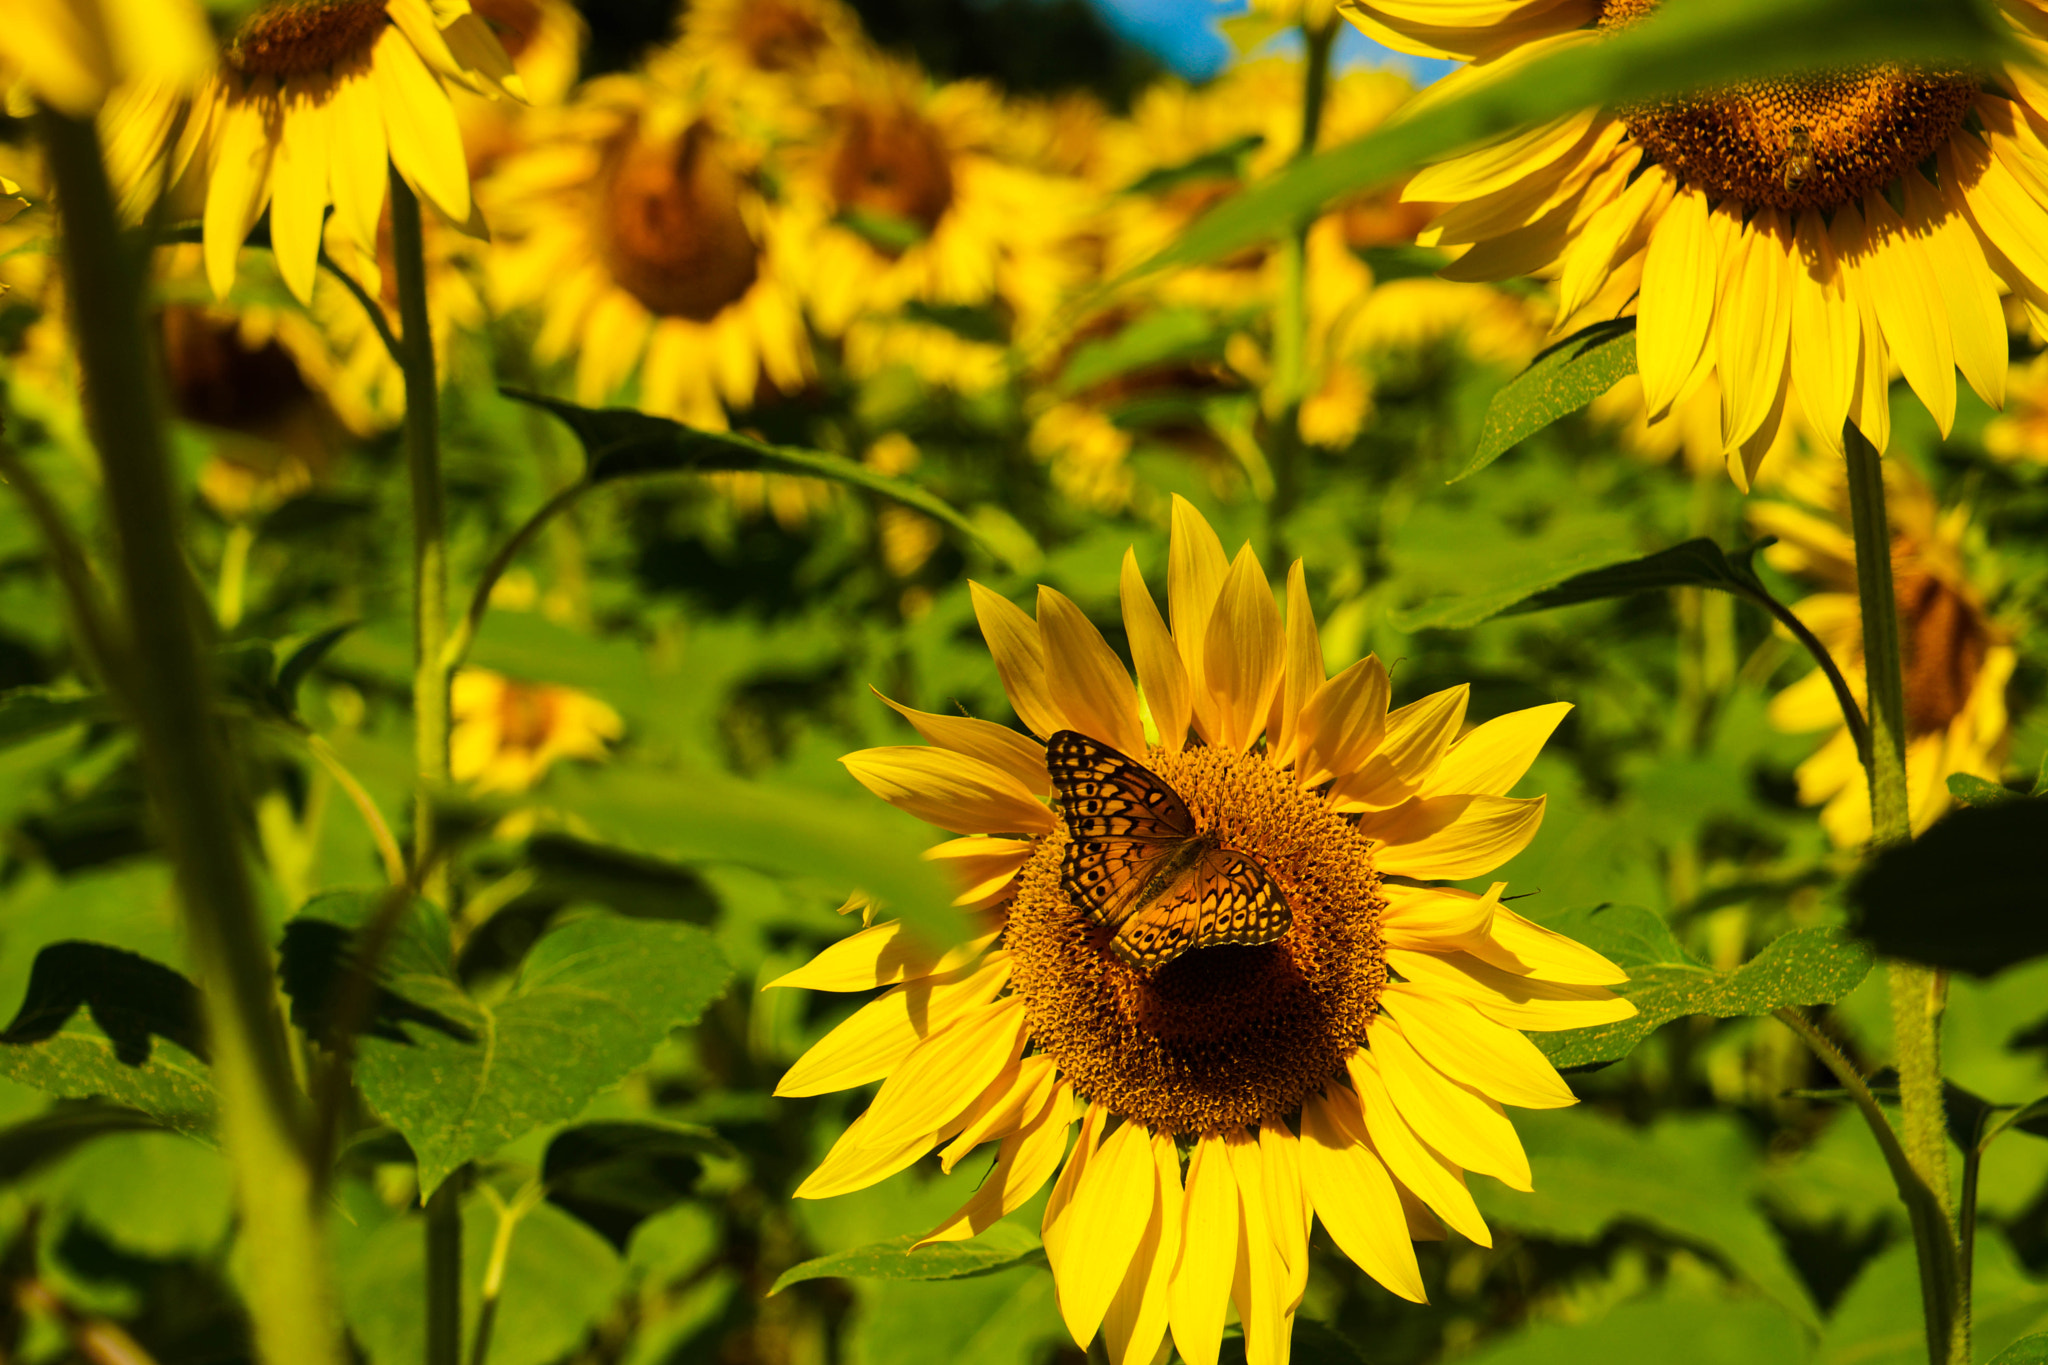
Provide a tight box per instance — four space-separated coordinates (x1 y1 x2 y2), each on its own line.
426 1172 466 1365
391 174 451 909
1844 420 1962 1365
40 108 345 1365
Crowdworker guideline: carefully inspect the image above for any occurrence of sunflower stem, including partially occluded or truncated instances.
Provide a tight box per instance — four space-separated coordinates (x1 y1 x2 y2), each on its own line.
39 107 347 1365
426 1168 466 1365
1843 419 1962 1365
1268 15 1337 560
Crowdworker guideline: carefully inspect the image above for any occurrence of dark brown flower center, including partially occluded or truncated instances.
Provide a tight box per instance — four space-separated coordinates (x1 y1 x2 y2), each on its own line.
734 1 832 72
230 0 388 77
597 119 761 322
160 305 316 433
829 102 956 236
496 680 563 752
1004 744 1385 1137
1598 0 1976 213
472 0 543 60
1899 571 1991 736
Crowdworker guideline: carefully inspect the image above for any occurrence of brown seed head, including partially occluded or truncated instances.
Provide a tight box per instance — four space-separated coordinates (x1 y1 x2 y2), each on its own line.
828 101 956 236
1898 571 1992 736
597 119 762 322
230 0 389 77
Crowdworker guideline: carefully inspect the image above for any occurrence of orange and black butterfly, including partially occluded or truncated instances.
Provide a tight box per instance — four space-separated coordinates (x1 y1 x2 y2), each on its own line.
1046 730 1291 974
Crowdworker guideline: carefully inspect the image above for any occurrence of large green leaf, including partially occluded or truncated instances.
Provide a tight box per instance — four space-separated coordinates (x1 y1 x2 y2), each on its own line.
1992 1333 2048 1365
1530 907 1871 1069
1453 1291 1805 1365
1850 800 2048 977
770 1223 1044 1295
1818 1236 2048 1365
1461 320 1636 480
1111 0 2012 289
286 892 733 1192
503 389 1004 562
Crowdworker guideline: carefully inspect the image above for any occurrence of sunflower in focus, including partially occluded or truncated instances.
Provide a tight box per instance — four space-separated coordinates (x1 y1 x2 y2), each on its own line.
483 69 810 427
102 0 523 306
1751 448 2014 846
771 498 1634 1365
1 0 210 116
451 668 623 794
1344 0 2048 483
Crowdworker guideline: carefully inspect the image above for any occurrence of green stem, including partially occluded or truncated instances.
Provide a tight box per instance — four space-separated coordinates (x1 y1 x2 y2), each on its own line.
40 108 345 1365
1844 419 1961 1365
1267 16 1338 557
469 1181 544 1365
318 247 403 370
218 522 254 629
426 1170 466 1365
391 173 451 910
440 479 589 675
0 423 126 691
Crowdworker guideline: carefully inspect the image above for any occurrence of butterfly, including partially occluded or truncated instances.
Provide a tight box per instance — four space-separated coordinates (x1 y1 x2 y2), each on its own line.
1045 729 1291 974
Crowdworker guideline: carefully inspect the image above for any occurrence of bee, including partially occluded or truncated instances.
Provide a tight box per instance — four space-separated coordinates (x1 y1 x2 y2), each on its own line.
1782 125 1815 192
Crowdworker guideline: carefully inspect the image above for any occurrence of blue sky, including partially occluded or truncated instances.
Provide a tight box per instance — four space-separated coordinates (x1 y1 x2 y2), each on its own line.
1086 0 1456 83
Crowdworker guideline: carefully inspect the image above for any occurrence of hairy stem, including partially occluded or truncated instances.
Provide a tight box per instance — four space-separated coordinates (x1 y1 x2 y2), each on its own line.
40 107 345 1365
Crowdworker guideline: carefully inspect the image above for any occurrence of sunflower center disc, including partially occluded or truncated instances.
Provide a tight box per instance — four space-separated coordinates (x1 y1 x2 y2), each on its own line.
1005 744 1386 1137
735 1 832 73
598 120 762 322
1899 573 1991 735
1599 0 1977 213
230 0 389 77
829 103 957 237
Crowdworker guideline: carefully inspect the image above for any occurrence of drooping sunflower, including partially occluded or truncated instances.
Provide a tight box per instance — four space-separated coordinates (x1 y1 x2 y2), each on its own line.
1751 447 2015 847
1344 0 2048 482
101 0 523 305
450 667 623 794
482 69 810 427
2 0 211 116
770 498 1635 1365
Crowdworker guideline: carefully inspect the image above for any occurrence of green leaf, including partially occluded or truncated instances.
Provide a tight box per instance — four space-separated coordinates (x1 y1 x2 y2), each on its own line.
542 1120 730 1242
502 389 1005 564
1121 132 1263 196
1108 0 2012 290
1533 922 1871 1070
0 1103 170 1185
1991 1333 2048 1365
770 1223 1044 1295
0 688 105 749
1850 800 2048 977
1056 308 1233 396
1395 538 1783 632
0 1027 214 1139
844 1256 1063 1365
1461 319 1636 480
1452 1291 1805 1365
285 892 734 1193
1820 1236 2048 1365
40 1129 234 1259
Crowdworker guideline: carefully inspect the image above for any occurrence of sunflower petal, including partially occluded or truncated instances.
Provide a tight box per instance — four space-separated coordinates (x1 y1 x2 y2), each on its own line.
1299 1089 1428 1302
773 953 1010 1097
1333 684 1471 808
1473 905 1630 984
1368 1017 1533 1190
1121 549 1192 751
327 66 389 263
922 835 1034 908
1860 188 1955 437
1637 186 1718 417
373 23 470 224
919 1077 1073 1243
1168 1132 1238 1365
1380 882 1502 952
1050 1116 1159 1347
856 996 1030 1151
1789 209 1857 447
1203 545 1284 754
840 746 1054 836
875 689 1049 796
203 88 277 299
970 582 1068 738
268 82 331 305
1260 1120 1311 1312
1042 1103 1107 1268
1715 208 1793 450
1039 587 1147 758
1381 983 1578 1109
1102 1134 1182 1365
1225 1130 1286 1365
1294 655 1391 786
1371 795 1545 879
793 1106 948 1199
763 919 974 993
1386 948 1636 1029
1831 204 1893 453
1270 561 1325 766
1169 496 1229 741
1905 167 2005 412
1343 1055 1493 1246
939 1054 1059 1171
1420 702 1569 797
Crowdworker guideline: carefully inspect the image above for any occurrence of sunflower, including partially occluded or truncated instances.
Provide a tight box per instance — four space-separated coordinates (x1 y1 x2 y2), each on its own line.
482 69 810 427
769 498 1635 1365
2 0 211 116
1751 446 2014 847
100 0 523 307
670 0 868 151
1344 0 2048 483
451 0 587 177
450 667 624 794
1984 352 2048 464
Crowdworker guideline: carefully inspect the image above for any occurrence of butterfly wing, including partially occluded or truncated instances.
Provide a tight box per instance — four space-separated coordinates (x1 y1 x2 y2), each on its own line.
1045 730 1196 844
1104 845 1292 972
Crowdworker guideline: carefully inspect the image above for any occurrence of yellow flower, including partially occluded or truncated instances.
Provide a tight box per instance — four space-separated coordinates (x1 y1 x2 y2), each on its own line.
1 0 211 116
1751 447 2014 847
1984 353 2048 465
1346 0 2048 482
102 0 523 306
772 497 1635 1365
450 668 624 794
671 0 869 149
482 69 811 427
451 0 587 177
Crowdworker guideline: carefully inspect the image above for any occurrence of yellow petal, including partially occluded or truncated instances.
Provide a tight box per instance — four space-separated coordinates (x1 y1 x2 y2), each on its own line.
939 1053 1059 1171
268 83 331 305
1121 549 1192 752
1371 795 1546 879
1832 204 1893 453
1861 188 1955 437
1472 905 1630 985
1637 186 1717 417
1204 545 1284 753
1225 1130 1285 1365
793 1106 948 1199
1042 1103 1106 1269
1299 1089 1427 1302
1386 948 1635 1030
1050 1116 1158 1348
203 89 277 299
373 23 471 224
1038 586 1147 757
326 68 389 261
1332 684 1471 808
920 1075 1073 1243
922 835 1035 908
1270 561 1324 766
1259 1119 1310 1312
1343 1054 1493 1246
1406 111 1596 204
763 919 975 992
1102 1134 1182 1365
1420 702 1569 798
840 746 1054 837
1905 167 2005 411
1294 655 1390 787
1380 882 1502 953
1559 159 1673 323
1788 209 1857 446
858 996 1030 1152
1168 495 1229 742
969 581 1067 738
773 953 1011 1097
1380 983 1578 1110
1714 208 1793 450
875 688 1049 796
1367 1017 1532 1190
1168 1132 1238 1365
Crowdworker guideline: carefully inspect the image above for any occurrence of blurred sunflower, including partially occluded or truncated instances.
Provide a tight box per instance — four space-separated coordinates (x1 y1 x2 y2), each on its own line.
1347 0 2048 480
1984 352 2048 464
452 0 587 177
771 498 1634 1365
1751 448 2014 846
451 667 623 794
671 0 867 151
785 57 1087 342
483 70 810 426
1 0 210 116
102 0 523 305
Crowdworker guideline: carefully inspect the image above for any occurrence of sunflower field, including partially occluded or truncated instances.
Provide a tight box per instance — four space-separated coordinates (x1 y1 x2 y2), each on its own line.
1 0 2047 1363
